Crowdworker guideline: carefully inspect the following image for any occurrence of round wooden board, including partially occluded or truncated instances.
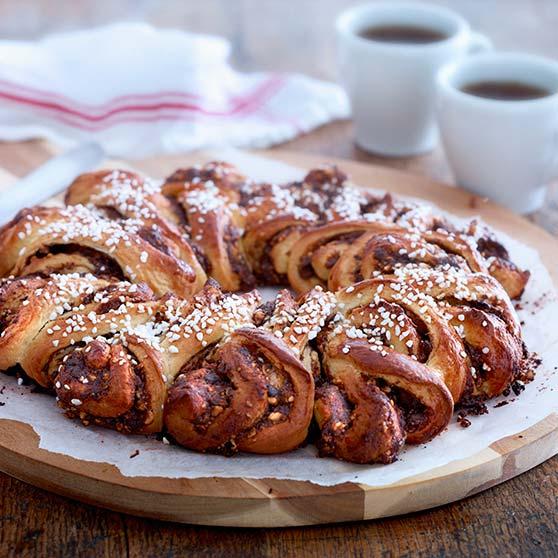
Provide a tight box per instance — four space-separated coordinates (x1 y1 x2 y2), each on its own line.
0 150 557 528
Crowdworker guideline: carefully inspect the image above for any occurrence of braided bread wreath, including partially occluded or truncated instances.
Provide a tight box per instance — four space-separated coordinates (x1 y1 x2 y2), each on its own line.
0 162 537 465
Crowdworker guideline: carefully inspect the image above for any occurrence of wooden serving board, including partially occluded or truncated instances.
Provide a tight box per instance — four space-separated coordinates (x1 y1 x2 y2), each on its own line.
0 148 556 528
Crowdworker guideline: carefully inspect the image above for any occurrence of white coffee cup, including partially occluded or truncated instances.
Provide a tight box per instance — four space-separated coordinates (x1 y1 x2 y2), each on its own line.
336 2 491 156
437 52 558 214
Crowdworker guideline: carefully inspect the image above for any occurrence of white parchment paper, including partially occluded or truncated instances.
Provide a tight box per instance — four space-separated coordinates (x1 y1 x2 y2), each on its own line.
0 150 556 487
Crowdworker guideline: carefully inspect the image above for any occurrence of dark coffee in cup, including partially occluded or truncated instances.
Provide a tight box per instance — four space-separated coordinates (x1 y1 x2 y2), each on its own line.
460 80 552 101
357 24 448 45
337 2 492 155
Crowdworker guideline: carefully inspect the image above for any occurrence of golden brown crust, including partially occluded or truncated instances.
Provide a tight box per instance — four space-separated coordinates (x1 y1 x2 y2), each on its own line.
324 222 529 304
0 276 63 371
0 206 199 298
0 162 534 465
338 278 470 402
65 169 207 291
19 284 158 388
0 274 152 373
20 281 259 434
287 221 404 293
315 335 453 464
329 230 488 293
468 220 530 299
164 286 335 455
162 162 255 291
242 217 311 284
54 336 166 434
57 339 136 418
158 279 261 382
313 279 456 463
164 328 315 454
422 272 525 399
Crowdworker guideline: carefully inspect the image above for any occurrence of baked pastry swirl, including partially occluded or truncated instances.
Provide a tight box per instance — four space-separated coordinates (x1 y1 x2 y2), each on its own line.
162 162 255 291
241 167 440 286
292 223 528 301
65 169 207 288
164 285 335 454
9 278 259 433
0 205 201 298
165 327 315 454
314 279 456 463
0 161 535 464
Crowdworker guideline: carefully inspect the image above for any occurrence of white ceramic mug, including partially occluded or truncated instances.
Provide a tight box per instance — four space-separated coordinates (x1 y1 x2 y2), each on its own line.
437 52 558 214
336 2 491 156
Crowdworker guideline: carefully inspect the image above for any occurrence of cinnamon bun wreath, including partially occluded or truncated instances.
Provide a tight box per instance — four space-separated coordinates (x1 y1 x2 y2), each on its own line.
0 163 536 464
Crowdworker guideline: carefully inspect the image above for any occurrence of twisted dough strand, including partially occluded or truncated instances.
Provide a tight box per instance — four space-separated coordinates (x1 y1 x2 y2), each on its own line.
65 169 207 290
162 162 255 291
164 327 315 454
0 161 535 464
164 287 335 454
0 205 199 298
0 274 153 376
313 279 457 463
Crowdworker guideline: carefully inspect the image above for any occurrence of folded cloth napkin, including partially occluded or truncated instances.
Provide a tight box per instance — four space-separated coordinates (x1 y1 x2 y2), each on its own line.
0 22 349 158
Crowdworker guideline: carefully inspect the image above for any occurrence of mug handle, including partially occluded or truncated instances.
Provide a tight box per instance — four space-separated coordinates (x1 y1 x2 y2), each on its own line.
549 114 558 180
467 31 493 55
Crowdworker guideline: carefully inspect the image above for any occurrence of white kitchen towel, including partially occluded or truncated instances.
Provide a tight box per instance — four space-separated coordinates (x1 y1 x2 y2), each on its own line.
0 22 350 158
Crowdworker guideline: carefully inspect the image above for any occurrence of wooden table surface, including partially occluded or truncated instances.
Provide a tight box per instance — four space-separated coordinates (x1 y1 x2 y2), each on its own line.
0 1 557 557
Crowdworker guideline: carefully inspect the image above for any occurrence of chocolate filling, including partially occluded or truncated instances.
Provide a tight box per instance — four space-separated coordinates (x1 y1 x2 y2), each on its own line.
98 205 126 221
26 244 125 279
401 311 432 363
190 242 210 273
361 193 394 215
60 347 152 433
298 255 314 279
376 378 430 434
137 226 172 256
297 233 362 279
325 253 339 269
446 298 512 333
255 225 304 285
225 225 256 290
185 367 233 435
291 168 348 217
164 195 190 227
477 236 510 261
253 301 275 326
372 239 463 273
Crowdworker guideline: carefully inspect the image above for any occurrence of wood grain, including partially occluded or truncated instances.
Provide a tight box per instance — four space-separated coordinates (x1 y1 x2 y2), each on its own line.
0 150 556 536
